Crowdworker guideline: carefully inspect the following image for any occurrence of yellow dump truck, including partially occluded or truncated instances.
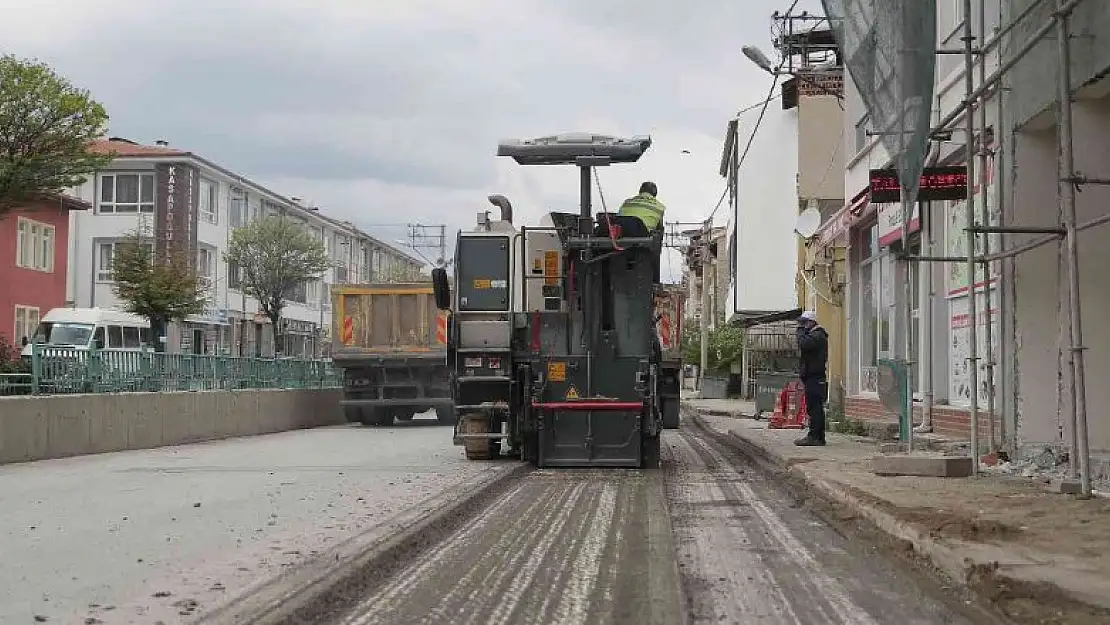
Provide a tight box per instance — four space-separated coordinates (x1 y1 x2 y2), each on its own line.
331 283 454 426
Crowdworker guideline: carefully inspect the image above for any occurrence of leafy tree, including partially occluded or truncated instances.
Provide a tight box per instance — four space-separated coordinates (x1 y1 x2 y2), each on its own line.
0 54 112 215
225 216 330 354
681 323 746 374
376 261 426 283
708 324 745 374
111 229 207 352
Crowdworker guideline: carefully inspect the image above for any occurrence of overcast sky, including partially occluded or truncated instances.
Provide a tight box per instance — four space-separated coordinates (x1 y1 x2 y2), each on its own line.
0 0 822 280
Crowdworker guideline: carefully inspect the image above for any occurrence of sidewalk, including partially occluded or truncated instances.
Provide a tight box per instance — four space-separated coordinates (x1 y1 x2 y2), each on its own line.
682 395 757 418
682 400 1110 624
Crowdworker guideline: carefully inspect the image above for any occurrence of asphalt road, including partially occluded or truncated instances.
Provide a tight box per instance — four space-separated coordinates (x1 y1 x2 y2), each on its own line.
0 415 500 625
328 424 993 625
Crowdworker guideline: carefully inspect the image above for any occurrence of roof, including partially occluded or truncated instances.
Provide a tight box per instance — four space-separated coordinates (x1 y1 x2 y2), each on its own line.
36 192 92 212
88 137 426 264
90 138 187 157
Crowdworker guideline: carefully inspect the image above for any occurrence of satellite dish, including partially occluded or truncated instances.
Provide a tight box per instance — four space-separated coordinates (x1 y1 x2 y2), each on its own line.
795 206 822 239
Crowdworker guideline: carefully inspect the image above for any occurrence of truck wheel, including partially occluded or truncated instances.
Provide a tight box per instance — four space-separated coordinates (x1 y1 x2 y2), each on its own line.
641 434 661 469
343 406 362 424
358 409 391 427
435 406 457 425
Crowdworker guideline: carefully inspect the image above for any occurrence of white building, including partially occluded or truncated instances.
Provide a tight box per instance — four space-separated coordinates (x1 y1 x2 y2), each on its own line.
65 137 424 357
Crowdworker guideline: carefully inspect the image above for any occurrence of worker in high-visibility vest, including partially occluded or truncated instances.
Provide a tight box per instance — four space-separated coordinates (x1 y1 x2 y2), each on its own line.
617 181 666 232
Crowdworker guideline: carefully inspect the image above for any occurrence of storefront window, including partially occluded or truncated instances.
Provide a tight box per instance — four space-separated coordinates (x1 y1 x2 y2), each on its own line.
857 222 895 393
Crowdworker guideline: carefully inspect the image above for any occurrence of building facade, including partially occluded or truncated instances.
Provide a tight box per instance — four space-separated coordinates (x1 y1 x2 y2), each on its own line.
64 138 424 357
827 0 1005 439
825 0 1110 480
0 194 90 350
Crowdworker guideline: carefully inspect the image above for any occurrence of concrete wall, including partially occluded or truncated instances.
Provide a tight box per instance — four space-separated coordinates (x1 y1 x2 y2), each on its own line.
797 94 845 202
0 388 344 465
1010 96 1110 456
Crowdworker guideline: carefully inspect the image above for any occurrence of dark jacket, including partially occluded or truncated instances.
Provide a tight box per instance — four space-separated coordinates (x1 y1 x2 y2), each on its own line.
797 324 828 381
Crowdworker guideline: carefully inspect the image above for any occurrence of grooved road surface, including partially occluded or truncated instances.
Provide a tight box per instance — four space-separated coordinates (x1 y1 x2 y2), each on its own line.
330 425 990 625
0 417 500 625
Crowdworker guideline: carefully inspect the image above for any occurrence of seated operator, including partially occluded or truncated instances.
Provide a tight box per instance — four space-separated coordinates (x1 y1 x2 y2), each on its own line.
617 181 666 235
611 181 665 282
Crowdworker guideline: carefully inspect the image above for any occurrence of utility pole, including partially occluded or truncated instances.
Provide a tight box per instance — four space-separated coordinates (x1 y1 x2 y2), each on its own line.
698 220 712 394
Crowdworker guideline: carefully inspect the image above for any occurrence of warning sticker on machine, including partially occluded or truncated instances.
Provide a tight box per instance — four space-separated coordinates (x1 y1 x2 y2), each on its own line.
547 361 566 382
565 385 580 400
491 279 508 289
473 279 492 289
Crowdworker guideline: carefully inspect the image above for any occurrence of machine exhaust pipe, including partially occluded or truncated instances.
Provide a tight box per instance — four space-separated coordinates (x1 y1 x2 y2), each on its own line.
488 194 513 224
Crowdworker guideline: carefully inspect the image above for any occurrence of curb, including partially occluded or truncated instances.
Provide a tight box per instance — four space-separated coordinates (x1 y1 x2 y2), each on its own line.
688 412 1110 616
196 462 532 625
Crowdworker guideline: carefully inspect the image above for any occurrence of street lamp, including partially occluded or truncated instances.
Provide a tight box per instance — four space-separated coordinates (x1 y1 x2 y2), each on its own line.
742 43 844 103
742 45 776 74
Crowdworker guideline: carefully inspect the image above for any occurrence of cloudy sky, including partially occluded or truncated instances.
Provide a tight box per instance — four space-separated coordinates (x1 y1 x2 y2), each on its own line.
0 0 822 280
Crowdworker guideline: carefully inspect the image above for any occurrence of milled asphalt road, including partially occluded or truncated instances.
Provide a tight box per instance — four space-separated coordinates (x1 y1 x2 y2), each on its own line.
0 415 504 625
327 424 992 625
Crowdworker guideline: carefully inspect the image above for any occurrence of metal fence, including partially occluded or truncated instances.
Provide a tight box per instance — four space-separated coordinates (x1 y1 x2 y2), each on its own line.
0 346 340 396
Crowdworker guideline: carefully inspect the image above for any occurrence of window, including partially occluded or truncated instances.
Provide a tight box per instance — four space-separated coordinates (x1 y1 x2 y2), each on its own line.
108 325 124 349
263 200 282 218
229 187 247 227
99 173 155 213
97 241 154 282
197 247 215 289
286 281 308 304
908 241 922 394
857 222 893 393
14 306 40 345
122 326 142 349
854 113 871 154
228 260 242 289
15 218 55 272
199 178 218 224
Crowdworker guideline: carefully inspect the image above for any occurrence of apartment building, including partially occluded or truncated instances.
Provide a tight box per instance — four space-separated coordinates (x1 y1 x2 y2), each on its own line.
65 137 423 357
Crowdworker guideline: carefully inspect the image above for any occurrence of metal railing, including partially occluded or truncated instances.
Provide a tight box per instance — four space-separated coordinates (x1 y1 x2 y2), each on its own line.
0 345 340 396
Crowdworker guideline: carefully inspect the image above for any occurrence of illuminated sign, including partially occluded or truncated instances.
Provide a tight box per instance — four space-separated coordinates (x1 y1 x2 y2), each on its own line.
869 166 968 203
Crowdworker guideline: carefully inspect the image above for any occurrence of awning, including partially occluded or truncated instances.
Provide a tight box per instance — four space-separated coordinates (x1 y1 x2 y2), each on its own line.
730 308 804 329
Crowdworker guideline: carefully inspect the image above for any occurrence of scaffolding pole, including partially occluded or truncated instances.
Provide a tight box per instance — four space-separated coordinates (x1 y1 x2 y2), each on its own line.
1055 0 1092 497
978 0 996 454
961 0 981 475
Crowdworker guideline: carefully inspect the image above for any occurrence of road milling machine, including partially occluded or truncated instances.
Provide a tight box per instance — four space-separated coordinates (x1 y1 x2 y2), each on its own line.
431 132 676 469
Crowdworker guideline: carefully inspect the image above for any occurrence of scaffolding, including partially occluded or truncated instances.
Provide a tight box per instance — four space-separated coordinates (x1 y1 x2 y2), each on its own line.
823 0 1099 496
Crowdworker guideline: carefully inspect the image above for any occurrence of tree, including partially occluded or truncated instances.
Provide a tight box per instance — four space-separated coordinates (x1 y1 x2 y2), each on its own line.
0 54 112 215
224 216 330 355
111 229 207 352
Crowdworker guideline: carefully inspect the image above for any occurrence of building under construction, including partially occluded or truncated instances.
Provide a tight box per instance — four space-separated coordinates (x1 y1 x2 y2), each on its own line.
807 0 1110 495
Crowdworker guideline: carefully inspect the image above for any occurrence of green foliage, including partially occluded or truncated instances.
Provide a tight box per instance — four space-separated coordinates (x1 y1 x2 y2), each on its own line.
111 229 207 332
708 324 745 374
376 261 425 283
680 323 746 374
224 216 331 351
680 324 700 364
0 54 112 214
0 332 30 373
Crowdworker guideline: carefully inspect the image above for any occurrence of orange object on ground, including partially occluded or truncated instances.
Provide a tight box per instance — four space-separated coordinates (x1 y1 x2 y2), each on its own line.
768 380 809 429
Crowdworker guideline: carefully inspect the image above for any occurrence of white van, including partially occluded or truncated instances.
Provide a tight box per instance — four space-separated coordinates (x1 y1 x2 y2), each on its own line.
21 307 152 357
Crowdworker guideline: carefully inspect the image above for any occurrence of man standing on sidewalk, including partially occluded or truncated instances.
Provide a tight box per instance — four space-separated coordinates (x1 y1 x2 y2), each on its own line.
795 310 828 446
